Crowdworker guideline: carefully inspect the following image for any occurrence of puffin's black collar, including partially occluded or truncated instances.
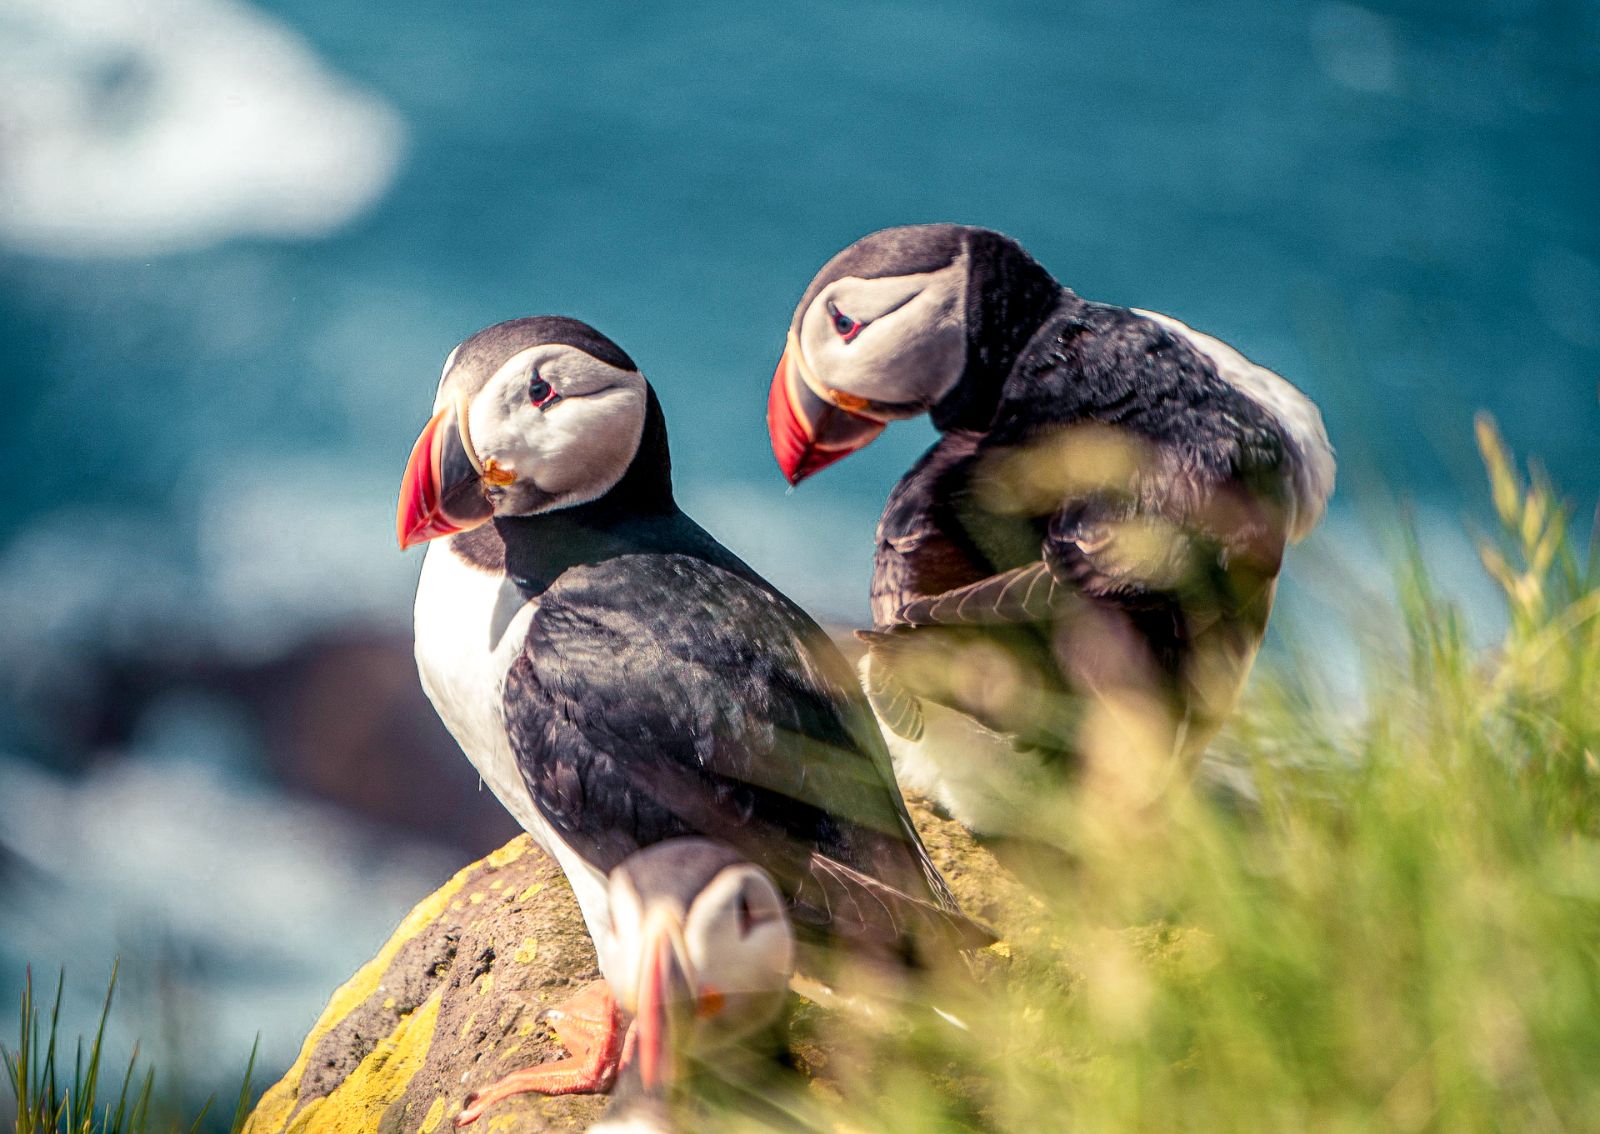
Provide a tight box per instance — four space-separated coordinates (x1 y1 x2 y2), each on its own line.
931 229 1063 433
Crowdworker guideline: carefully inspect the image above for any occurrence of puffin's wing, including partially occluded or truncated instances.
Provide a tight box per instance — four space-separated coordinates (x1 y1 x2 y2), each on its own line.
868 432 992 629
505 552 974 949
891 561 1068 626
886 492 1275 632
863 498 1254 745
860 648 925 742
796 853 994 952
862 563 1073 745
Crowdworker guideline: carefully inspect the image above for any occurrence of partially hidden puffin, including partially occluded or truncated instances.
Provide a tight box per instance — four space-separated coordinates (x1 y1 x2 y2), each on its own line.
461 839 795 1126
517 839 795 1132
396 317 985 1123
766 225 1335 838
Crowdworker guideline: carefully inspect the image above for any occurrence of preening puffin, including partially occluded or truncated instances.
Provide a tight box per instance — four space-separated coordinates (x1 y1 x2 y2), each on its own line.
767 225 1335 838
396 317 984 1122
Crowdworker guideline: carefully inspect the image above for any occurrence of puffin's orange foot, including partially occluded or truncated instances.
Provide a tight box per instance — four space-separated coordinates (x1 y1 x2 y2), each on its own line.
455 980 625 1126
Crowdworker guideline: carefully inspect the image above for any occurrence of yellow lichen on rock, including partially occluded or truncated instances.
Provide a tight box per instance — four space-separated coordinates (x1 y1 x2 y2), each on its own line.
243 835 609 1134
244 867 471 1134
287 992 441 1134
485 839 529 870
242 807 1029 1134
417 1096 447 1134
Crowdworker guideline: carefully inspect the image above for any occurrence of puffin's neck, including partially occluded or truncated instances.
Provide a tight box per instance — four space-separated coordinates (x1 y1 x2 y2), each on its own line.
490 506 675 595
931 231 1066 433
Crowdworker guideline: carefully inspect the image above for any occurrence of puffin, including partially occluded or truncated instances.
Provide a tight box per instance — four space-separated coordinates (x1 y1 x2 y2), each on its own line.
461 839 796 1127
395 316 985 1122
766 224 1335 838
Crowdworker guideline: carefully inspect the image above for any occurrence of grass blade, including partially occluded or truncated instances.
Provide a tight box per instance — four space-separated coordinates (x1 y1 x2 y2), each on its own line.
227 1037 259 1134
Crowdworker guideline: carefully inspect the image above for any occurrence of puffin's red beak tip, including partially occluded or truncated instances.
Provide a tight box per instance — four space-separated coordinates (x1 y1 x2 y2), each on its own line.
765 341 886 487
766 348 810 486
397 409 441 550
635 925 679 1093
396 405 491 550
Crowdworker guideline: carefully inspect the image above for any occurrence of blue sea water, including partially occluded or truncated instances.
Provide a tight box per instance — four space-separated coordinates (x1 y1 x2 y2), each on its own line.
0 0 1596 1104
3 0 1598 592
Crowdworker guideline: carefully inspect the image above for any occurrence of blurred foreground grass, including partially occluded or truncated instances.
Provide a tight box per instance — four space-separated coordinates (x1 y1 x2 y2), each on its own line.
707 414 1600 1133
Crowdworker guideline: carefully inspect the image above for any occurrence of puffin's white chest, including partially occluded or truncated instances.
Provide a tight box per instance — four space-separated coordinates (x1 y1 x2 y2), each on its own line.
413 543 615 973
414 544 540 820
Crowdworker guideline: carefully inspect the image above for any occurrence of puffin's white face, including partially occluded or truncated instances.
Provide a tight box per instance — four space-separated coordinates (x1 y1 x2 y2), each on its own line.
445 343 647 518
769 253 969 485
605 861 794 1091
678 864 794 1020
794 257 970 417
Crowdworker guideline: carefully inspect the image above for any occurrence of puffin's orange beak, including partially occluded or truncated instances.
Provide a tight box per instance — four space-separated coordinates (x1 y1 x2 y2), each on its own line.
766 337 885 486
634 913 693 1094
396 404 494 550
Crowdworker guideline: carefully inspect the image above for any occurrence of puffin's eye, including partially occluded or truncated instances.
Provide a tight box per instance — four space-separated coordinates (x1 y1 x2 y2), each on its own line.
528 373 559 408
736 887 778 938
828 302 863 343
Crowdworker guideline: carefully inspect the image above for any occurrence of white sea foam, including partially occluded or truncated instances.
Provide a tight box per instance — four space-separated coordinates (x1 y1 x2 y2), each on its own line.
0 0 404 256
196 459 422 655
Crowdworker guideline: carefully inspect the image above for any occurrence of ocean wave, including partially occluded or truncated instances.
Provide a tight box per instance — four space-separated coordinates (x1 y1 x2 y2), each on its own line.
0 0 404 256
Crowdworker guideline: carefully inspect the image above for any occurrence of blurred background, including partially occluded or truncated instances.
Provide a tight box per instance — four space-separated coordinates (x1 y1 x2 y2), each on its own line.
1 0 1596 1108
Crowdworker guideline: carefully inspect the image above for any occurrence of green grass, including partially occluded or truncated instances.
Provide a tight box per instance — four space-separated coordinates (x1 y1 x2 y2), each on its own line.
709 415 1600 1133
2 965 256 1134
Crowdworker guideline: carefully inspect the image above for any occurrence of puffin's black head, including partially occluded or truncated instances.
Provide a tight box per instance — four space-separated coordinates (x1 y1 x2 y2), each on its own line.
767 224 1061 484
398 317 671 549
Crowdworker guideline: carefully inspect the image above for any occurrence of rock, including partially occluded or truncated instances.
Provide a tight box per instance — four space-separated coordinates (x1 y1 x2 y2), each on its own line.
243 800 1038 1134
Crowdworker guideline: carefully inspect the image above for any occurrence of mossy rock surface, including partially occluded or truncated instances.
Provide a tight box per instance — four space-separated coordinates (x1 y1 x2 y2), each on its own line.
245 799 1039 1134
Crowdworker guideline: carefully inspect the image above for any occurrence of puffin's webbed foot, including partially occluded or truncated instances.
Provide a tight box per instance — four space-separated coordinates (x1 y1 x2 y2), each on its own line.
455 980 627 1126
